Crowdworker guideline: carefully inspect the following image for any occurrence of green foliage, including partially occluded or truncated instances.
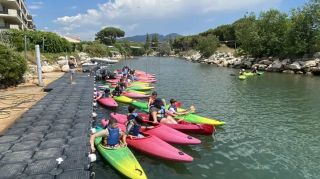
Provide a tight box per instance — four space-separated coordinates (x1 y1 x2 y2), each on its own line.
200 24 236 48
172 0 320 58
95 27 125 45
196 35 219 58
7 30 72 53
144 33 151 50
0 43 27 88
158 42 171 56
151 34 159 48
233 14 263 56
84 42 110 57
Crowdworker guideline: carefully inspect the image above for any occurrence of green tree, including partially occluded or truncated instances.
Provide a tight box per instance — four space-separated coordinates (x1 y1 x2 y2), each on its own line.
144 33 150 51
158 42 171 56
196 35 219 58
257 9 289 57
151 34 159 48
234 14 263 56
95 27 125 45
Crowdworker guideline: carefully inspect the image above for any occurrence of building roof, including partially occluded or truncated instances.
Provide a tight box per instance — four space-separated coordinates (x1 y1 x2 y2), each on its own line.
63 36 81 43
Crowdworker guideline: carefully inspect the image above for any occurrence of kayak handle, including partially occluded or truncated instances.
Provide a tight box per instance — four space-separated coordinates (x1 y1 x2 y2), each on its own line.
178 151 185 155
187 136 193 139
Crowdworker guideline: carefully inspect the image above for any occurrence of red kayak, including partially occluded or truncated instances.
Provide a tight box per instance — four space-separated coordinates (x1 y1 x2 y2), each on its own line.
97 97 118 108
110 113 201 145
122 92 150 99
111 113 214 135
138 113 215 135
101 119 193 162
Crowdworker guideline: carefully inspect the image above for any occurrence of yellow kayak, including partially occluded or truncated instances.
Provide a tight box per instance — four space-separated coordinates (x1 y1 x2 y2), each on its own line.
113 96 134 103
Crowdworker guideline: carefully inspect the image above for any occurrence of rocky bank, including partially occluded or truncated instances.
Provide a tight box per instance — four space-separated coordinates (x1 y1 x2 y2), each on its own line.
176 51 320 76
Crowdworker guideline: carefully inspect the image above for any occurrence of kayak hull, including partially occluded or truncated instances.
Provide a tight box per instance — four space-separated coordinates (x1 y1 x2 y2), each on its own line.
122 92 150 99
113 96 133 103
94 127 147 179
101 119 193 162
137 113 215 135
97 97 118 108
110 113 201 145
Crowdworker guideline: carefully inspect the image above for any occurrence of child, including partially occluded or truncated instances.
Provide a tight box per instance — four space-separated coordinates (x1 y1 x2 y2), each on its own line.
149 98 177 124
126 105 145 138
90 118 126 152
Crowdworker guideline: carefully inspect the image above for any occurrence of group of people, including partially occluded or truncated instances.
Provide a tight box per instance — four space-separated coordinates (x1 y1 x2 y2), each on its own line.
90 90 195 151
239 66 258 75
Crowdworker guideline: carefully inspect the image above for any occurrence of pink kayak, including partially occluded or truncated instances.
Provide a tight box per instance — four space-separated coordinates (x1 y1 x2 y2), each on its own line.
106 79 157 83
122 92 150 99
110 113 201 145
97 97 118 108
138 113 215 135
101 119 193 162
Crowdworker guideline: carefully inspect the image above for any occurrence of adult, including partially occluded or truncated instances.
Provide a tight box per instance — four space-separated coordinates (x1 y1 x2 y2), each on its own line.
149 98 177 124
68 56 77 84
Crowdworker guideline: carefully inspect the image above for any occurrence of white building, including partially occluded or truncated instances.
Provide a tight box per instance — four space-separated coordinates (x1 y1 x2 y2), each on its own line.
0 0 35 30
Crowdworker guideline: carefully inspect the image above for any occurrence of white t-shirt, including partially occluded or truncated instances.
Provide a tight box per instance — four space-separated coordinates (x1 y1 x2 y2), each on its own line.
168 107 177 113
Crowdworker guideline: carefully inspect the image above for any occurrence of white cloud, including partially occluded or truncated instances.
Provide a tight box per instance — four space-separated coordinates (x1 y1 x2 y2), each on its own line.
54 0 280 39
28 1 44 10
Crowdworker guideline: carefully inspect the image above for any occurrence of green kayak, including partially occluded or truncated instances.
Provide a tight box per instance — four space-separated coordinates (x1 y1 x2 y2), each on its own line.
128 86 154 91
239 75 246 80
94 127 147 179
239 71 264 80
176 113 225 126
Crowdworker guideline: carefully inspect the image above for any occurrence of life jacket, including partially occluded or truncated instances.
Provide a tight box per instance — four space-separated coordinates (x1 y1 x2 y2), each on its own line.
112 90 121 97
168 104 177 112
104 89 110 98
157 106 166 118
107 127 120 146
127 113 141 136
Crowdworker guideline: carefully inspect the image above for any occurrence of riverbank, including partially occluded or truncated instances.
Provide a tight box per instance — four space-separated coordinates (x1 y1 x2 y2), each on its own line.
174 50 320 76
0 72 64 134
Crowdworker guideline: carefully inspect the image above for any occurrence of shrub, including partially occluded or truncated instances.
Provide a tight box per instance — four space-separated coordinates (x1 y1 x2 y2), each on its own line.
84 42 110 57
0 43 27 88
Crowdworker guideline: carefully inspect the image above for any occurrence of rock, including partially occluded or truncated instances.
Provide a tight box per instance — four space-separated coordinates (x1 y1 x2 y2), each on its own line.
266 60 283 72
313 52 320 58
61 65 70 72
281 59 291 65
258 59 273 65
190 52 201 61
287 62 301 70
296 71 304 74
57 60 68 66
310 66 320 75
257 64 268 71
42 65 54 73
306 72 313 75
52 65 61 72
58 56 66 60
242 60 252 68
222 60 229 67
303 60 318 68
283 70 295 74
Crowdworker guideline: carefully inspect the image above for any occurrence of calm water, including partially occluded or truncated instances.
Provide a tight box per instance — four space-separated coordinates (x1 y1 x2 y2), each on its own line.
95 57 320 179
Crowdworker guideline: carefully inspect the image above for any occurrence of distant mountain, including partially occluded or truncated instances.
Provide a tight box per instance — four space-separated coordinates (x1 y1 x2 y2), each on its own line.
121 33 182 42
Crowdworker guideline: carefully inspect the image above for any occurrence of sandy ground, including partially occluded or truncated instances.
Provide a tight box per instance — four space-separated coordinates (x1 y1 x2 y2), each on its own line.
0 72 65 135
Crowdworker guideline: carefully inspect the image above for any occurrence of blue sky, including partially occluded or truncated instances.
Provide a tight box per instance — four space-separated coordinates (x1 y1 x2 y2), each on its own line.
27 0 307 40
